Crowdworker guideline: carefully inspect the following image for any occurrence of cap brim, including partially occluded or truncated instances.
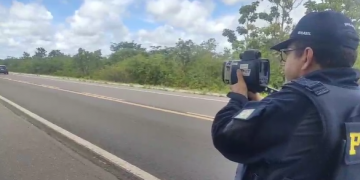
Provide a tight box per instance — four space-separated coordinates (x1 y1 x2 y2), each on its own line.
270 39 293 51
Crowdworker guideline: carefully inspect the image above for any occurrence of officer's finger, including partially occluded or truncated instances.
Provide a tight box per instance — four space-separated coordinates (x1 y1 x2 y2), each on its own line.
236 69 243 78
237 69 244 82
248 92 264 101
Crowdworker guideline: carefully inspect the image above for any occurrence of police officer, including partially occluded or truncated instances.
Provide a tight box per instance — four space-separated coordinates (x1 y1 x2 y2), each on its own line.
211 10 360 180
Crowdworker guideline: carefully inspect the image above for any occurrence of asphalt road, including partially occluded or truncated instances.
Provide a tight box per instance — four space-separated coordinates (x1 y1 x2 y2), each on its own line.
0 74 237 180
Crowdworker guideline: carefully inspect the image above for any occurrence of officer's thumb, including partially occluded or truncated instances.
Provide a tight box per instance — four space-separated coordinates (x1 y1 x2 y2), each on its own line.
236 69 243 80
236 69 246 84
248 92 264 101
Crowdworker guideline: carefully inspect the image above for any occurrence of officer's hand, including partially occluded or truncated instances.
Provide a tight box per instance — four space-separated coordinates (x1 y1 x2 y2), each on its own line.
248 92 263 101
230 69 248 98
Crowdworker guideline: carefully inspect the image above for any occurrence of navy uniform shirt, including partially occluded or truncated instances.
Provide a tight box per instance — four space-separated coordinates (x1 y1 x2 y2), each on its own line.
212 68 360 177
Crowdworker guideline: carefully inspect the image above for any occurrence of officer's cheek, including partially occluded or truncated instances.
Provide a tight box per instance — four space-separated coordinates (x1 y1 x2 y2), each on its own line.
284 59 301 81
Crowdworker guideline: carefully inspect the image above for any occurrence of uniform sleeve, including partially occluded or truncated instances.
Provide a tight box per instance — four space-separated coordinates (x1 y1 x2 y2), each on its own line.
211 87 313 164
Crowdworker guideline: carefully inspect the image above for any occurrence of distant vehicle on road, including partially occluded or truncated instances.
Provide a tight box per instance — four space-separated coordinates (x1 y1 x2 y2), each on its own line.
0 65 9 74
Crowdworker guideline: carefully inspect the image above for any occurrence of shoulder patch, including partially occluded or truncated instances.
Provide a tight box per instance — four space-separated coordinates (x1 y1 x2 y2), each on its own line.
234 109 255 120
291 77 329 96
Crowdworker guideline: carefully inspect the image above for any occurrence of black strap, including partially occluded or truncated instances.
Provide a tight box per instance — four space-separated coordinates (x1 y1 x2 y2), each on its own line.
281 80 333 179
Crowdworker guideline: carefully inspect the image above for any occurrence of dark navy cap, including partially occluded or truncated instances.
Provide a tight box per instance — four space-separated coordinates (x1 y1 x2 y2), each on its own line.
271 10 359 51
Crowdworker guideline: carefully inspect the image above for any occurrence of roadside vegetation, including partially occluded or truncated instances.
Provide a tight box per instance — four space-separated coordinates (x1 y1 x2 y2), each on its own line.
1 0 359 94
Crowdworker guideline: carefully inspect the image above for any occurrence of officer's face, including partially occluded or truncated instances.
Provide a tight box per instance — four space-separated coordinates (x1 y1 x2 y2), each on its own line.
282 43 316 82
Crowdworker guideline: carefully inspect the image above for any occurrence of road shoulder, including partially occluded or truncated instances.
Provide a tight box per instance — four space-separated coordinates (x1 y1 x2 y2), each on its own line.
0 101 119 180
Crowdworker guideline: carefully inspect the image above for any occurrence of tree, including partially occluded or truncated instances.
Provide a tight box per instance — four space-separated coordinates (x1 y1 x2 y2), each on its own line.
107 41 147 64
73 48 102 77
304 0 360 31
33 47 47 58
110 41 146 52
174 39 196 68
48 50 65 57
22 52 30 59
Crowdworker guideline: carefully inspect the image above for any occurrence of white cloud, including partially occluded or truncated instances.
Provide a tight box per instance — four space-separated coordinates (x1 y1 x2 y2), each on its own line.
145 0 215 32
0 0 318 59
144 0 240 35
0 1 54 57
221 0 245 5
0 0 133 58
136 0 314 53
54 0 133 55
137 0 238 52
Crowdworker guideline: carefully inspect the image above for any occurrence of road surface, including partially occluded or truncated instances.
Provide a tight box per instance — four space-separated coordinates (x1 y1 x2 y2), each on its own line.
0 74 237 180
0 100 118 180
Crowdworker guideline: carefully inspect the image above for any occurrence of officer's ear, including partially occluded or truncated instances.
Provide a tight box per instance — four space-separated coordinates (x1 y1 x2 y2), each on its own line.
300 47 315 71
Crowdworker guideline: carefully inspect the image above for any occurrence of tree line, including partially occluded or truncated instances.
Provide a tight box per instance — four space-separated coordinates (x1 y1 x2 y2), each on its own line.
1 0 360 93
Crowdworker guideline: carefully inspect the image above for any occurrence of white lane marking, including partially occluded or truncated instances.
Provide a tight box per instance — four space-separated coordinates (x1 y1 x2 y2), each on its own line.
0 95 160 180
40 84 60 89
82 92 124 101
12 73 229 102
186 112 214 119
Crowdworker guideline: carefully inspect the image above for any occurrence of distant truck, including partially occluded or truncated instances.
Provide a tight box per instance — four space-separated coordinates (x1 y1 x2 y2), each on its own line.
0 65 9 74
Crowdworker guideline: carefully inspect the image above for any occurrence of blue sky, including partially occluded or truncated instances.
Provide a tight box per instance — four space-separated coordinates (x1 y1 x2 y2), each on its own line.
0 0 307 58
1 0 83 24
2 0 243 32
